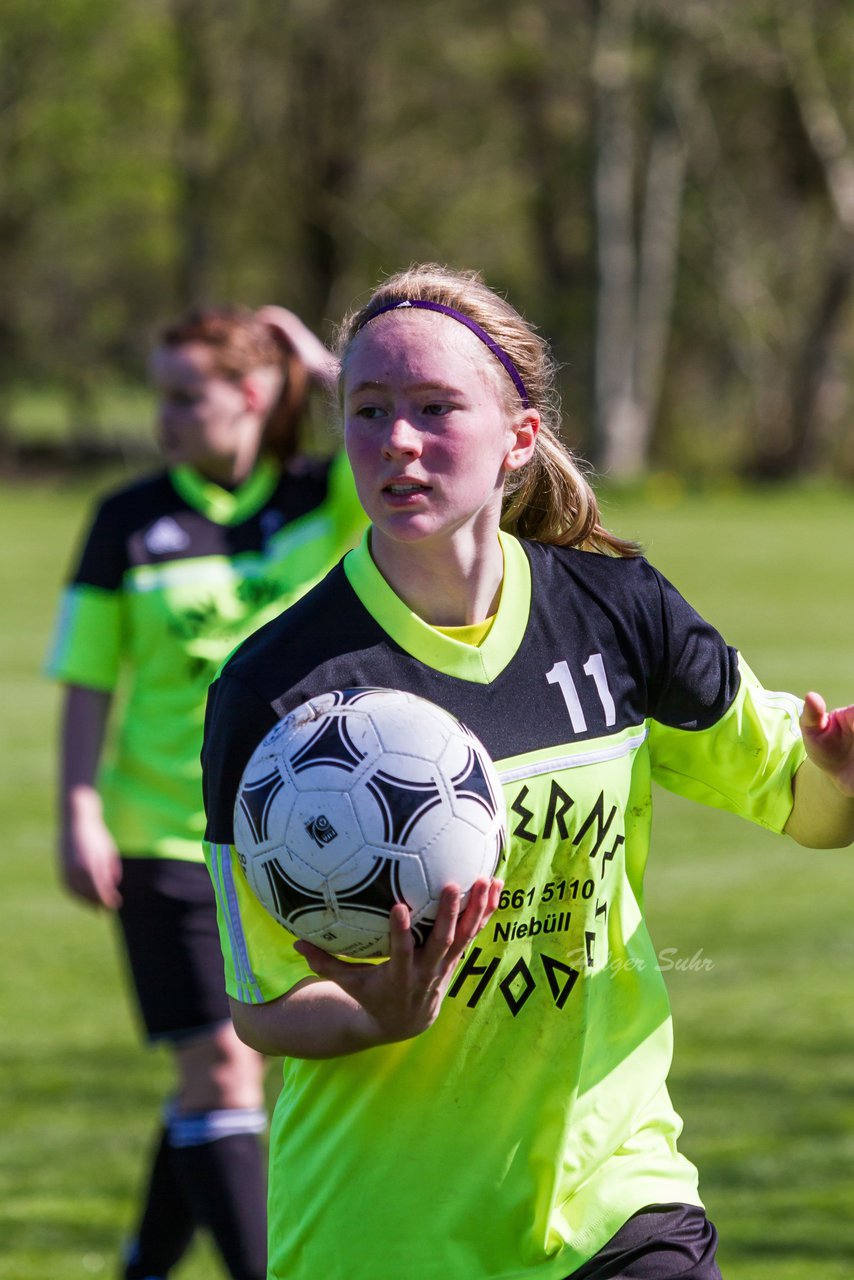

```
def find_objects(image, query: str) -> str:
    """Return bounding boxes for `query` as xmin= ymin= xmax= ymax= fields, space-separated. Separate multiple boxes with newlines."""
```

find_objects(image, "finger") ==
xmin=92 ymin=863 xmax=122 ymax=910
xmin=481 ymin=877 xmax=504 ymax=925
xmin=453 ymin=878 xmax=492 ymax=943
xmin=437 ymin=880 xmax=492 ymax=972
xmin=421 ymin=885 xmax=462 ymax=965
xmin=96 ymin=866 xmax=123 ymax=909
xmin=385 ymin=901 xmax=416 ymax=974
xmin=801 ymin=691 xmax=828 ymax=732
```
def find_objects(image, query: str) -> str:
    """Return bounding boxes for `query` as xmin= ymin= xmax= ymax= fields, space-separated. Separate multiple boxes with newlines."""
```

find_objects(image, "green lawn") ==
xmin=2 ymin=471 xmax=853 ymax=1278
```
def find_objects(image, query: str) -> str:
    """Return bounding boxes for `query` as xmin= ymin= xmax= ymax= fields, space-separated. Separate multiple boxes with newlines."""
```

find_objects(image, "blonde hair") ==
xmin=338 ymin=265 xmax=638 ymax=556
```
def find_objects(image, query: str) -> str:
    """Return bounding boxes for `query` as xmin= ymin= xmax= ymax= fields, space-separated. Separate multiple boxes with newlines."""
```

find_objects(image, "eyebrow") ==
xmin=347 ymin=380 xmax=467 ymax=396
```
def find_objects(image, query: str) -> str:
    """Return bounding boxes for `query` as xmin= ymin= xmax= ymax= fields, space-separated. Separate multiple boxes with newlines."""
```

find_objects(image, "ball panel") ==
xmin=283 ymin=791 xmax=366 ymax=873
xmin=288 ymin=713 xmax=367 ymax=777
xmin=234 ymin=767 xmax=285 ymax=848
xmin=233 ymin=687 xmax=507 ymax=957
xmin=358 ymin=766 xmax=446 ymax=845
xmin=440 ymin=738 xmax=502 ymax=820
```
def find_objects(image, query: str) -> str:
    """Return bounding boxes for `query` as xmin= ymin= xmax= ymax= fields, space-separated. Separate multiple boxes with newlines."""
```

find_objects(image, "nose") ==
xmin=382 ymin=415 xmax=422 ymax=460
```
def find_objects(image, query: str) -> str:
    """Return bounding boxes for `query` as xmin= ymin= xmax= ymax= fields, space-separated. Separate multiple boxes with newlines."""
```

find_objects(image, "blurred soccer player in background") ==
xmin=47 ymin=303 xmax=365 ymax=1280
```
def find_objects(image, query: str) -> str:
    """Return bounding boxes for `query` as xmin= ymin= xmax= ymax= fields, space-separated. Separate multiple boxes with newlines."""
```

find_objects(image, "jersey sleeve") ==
xmin=650 ymin=654 xmax=805 ymax=832
xmin=642 ymin=568 xmax=805 ymax=832
xmin=205 ymin=840 xmax=315 ymax=1003
xmin=44 ymin=499 xmax=128 ymax=691
xmin=202 ymin=671 xmax=315 ymax=1001
xmin=645 ymin=564 xmax=741 ymax=731
xmin=202 ymin=671 xmax=280 ymax=844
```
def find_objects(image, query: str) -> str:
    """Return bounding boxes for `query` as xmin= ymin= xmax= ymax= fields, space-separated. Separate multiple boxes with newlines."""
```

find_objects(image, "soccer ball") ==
xmin=233 ymin=687 xmax=506 ymax=958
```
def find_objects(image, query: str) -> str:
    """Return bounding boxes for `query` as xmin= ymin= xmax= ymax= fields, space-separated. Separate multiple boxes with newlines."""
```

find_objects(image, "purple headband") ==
xmin=358 ymin=299 xmax=531 ymax=409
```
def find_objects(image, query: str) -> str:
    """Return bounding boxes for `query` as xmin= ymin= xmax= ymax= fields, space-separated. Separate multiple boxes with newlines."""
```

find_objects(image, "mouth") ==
xmin=384 ymin=481 xmax=430 ymax=497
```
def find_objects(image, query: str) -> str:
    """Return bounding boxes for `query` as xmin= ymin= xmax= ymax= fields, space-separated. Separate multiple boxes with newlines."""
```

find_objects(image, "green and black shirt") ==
xmin=46 ymin=454 xmax=365 ymax=860
xmin=202 ymin=529 xmax=805 ymax=1280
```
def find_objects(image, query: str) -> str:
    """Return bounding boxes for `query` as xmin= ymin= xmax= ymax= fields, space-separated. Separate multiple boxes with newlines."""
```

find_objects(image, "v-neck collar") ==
xmin=342 ymin=529 xmax=531 ymax=685
xmin=169 ymin=458 xmax=280 ymax=526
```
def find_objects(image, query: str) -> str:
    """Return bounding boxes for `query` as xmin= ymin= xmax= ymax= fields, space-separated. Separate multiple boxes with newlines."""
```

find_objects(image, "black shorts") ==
xmin=116 ymin=857 xmax=231 ymax=1045
xmin=567 ymin=1204 xmax=722 ymax=1279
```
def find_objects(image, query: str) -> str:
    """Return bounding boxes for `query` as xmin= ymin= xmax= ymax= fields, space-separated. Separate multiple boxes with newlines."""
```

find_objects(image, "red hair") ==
xmin=157 ymin=305 xmax=310 ymax=464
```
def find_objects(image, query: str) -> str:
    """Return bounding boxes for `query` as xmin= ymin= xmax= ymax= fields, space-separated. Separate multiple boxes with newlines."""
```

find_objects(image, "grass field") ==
xmin=2 ymin=469 xmax=853 ymax=1279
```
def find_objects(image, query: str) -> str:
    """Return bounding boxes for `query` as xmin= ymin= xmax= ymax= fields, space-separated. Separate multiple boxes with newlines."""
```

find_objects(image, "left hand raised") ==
xmin=799 ymin=692 xmax=854 ymax=797
xmin=255 ymin=305 xmax=339 ymax=385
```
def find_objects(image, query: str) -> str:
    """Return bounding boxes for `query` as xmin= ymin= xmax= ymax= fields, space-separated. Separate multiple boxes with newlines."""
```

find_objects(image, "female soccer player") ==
xmin=47 ymin=304 xmax=365 ymax=1280
xmin=201 ymin=266 xmax=854 ymax=1280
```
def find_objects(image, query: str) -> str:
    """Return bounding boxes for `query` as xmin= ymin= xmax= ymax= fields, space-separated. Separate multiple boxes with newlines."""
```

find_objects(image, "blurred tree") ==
xmin=663 ymin=0 xmax=853 ymax=479
xmin=589 ymin=0 xmax=697 ymax=478
xmin=0 ymin=0 xmax=177 ymax=449
xmin=767 ymin=5 xmax=854 ymax=476
xmin=1 ymin=0 xmax=852 ymax=479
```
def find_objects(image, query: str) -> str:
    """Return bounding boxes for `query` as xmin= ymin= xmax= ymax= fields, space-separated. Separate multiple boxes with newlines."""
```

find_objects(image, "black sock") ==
xmin=170 ymin=1124 xmax=267 ymax=1280
xmin=123 ymin=1126 xmax=195 ymax=1280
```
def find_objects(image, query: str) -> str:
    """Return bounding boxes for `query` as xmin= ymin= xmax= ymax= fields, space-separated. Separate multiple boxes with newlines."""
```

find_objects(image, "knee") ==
xmin=175 ymin=1023 xmax=266 ymax=1111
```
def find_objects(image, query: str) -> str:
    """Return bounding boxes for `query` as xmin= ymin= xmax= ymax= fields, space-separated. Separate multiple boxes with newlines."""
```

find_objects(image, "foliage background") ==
xmin=1 ymin=0 xmax=853 ymax=479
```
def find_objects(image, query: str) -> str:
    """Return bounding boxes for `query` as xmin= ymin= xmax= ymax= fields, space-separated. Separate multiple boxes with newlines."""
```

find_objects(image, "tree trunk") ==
xmin=746 ymin=9 xmax=854 ymax=477
xmin=591 ymin=0 xmax=638 ymax=476
xmin=592 ymin=1 xmax=691 ymax=480
xmin=780 ymin=232 xmax=854 ymax=475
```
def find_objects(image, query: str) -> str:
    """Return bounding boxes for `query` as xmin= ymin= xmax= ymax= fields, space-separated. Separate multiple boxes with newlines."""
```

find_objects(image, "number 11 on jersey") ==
xmin=546 ymin=656 xmax=616 ymax=733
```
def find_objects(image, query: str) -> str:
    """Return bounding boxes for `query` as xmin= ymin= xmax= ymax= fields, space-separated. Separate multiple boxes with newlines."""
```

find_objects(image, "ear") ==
xmin=240 ymin=373 xmax=263 ymax=416
xmin=242 ymin=366 xmax=282 ymax=417
xmin=503 ymin=411 xmax=539 ymax=473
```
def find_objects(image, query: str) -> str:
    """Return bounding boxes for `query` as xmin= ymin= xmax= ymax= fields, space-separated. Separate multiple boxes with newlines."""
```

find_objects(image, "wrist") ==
xmin=64 ymin=784 xmax=104 ymax=822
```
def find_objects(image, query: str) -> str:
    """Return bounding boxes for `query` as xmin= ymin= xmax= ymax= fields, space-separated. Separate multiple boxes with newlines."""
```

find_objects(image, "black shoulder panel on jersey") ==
xmin=70 ymin=472 xmax=176 ymax=589
xmin=203 ymin=672 xmax=282 ymax=845
xmin=645 ymin=562 xmax=741 ymax=729
xmin=201 ymin=542 xmax=742 ymax=843
xmin=522 ymin=542 xmax=740 ymax=732
xmin=69 ymin=459 xmax=338 ymax=586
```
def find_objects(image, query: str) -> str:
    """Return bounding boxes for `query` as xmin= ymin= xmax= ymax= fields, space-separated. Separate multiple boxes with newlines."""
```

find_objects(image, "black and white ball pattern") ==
xmin=233 ymin=687 xmax=506 ymax=957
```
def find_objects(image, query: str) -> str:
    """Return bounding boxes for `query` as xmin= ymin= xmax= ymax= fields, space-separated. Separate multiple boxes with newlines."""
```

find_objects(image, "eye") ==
xmin=352 ymin=403 xmax=385 ymax=420
xmin=167 ymin=390 xmax=201 ymax=408
xmin=422 ymin=402 xmax=452 ymax=417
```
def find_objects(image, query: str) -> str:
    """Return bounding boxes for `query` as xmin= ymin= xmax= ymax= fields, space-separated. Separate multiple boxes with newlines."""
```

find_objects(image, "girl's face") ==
xmin=150 ymin=341 xmax=267 ymax=483
xmin=343 ymin=310 xmax=537 ymax=556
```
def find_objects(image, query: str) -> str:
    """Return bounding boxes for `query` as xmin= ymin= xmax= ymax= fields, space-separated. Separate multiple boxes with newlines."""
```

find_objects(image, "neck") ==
xmin=369 ymin=524 xmax=504 ymax=626
xmin=193 ymin=454 xmax=262 ymax=489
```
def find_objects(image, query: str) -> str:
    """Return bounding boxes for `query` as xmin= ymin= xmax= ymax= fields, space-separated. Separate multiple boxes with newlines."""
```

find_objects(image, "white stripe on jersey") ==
xmin=497 ymin=726 xmax=649 ymax=784
xmin=210 ymin=842 xmax=264 ymax=1005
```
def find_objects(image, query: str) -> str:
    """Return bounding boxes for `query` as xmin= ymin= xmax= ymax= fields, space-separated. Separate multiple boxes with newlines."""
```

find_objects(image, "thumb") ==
xmin=801 ymin=691 xmax=828 ymax=736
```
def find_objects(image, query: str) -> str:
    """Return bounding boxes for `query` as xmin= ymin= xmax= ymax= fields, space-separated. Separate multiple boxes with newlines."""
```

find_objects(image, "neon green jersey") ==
xmin=46 ymin=455 xmax=365 ymax=859
xmin=203 ymin=532 xmax=805 ymax=1279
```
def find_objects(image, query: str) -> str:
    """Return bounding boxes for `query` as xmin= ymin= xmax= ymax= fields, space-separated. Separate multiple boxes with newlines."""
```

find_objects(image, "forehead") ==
xmin=150 ymin=341 xmax=217 ymax=385
xmin=344 ymin=310 xmax=499 ymax=390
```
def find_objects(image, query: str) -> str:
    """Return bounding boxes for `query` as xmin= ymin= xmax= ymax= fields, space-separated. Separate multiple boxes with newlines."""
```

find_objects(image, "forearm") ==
xmin=60 ymin=686 xmax=113 ymax=836
xmin=229 ymin=981 xmax=386 ymax=1060
xmin=58 ymin=685 xmax=122 ymax=906
xmin=61 ymin=685 xmax=111 ymax=795
xmin=784 ymin=758 xmax=854 ymax=849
